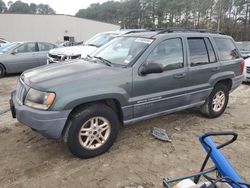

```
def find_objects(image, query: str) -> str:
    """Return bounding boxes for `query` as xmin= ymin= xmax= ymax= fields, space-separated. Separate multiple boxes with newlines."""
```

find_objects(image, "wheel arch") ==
xmin=216 ymin=79 xmax=232 ymax=91
xmin=0 ymin=62 xmax=7 ymax=73
xmin=209 ymin=71 xmax=234 ymax=90
xmin=61 ymin=98 xmax=124 ymax=140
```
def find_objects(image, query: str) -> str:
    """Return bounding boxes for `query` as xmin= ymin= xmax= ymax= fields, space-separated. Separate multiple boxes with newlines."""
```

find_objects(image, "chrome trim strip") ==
xmin=123 ymin=101 xmax=204 ymax=125
xmin=122 ymin=88 xmax=212 ymax=108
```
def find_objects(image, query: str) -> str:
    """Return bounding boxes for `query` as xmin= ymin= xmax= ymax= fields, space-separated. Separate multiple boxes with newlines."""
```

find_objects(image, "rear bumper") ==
xmin=10 ymin=91 xmax=71 ymax=139
xmin=231 ymin=75 xmax=244 ymax=92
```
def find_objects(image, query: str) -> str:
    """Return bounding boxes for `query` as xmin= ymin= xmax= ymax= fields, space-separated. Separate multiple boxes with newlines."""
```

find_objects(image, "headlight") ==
xmin=24 ymin=88 xmax=56 ymax=110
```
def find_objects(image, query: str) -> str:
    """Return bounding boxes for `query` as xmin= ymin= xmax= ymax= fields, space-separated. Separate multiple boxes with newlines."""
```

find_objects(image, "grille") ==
xmin=48 ymin=53 xmax=60 ymax=59
xmin=48 ymin=53 xmax=62 ymax=62
xmin=70 ymin=54 xmax=81 ymax=60
xmin=247 ymin=66 xmax=250 ymax=74
xmin=16 ymin=79 xmax=28 ymax=105
xmin=48 ymin=53 xmax=81 ymax=63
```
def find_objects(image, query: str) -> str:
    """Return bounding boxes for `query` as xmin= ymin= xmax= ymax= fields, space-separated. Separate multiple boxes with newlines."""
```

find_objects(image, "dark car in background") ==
xmin=0 ymin=41 xmax=57 ymax=77
xmin=11 ymin=29 xmax=244 ymax=158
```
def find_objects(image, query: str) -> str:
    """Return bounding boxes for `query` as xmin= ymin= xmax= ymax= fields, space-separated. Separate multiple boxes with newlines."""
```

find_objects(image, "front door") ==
xmin=132 ymin=37 xmax=190 ymax=118
xmin=6 ymin=42 xmax=39 ymax=73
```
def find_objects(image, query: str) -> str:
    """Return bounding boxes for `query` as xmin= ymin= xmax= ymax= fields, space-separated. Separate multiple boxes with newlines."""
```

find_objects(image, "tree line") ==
xmin=0 ymin=0 xmax=55 ymax=14
xmin=76 ymin=0 xmax=250 ymax=41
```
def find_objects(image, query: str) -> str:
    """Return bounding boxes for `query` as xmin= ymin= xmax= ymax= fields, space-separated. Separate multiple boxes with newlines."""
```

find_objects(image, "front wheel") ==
xmin=66 ymin=104 xmax=120 ymax=158
xmin=200 ymin=83 xmax=229 ymax=118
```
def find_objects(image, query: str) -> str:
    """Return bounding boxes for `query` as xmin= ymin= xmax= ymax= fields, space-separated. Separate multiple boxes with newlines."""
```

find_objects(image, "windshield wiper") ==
xmin=94 ymin=56 xmax=112 ymax=66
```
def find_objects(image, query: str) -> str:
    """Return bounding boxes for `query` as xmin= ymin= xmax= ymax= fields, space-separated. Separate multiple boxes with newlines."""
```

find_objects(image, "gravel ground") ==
xmin=0 ymin=75 xmax=249 ymax=188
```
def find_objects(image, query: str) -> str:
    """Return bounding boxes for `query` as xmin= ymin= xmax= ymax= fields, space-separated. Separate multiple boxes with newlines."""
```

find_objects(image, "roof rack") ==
xmin=157 ymin=28 xmax=225 ymax=35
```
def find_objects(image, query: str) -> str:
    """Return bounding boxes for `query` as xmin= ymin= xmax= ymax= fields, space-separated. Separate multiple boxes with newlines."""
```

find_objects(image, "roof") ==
xmin=125 ymin=31 xmax=159 ymax=38
xmin=124 ymin=29 xmax=229 ymax=39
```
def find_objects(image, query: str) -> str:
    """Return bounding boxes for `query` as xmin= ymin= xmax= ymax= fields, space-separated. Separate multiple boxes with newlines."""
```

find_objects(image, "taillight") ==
xmin=240 ymin=60 xmax=245 ymax=74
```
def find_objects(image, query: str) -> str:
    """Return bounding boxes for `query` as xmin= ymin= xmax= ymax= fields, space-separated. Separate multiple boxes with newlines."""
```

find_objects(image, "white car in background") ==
xmin=0 ymin=38 xmax=9 ymax=47
xmin=243 ymin=57 xmax=250 ymax=82
xmin=236 ymin=41 xmax=250 ymax=59
xmin=47 ymin=29 xmax=146 ymax=64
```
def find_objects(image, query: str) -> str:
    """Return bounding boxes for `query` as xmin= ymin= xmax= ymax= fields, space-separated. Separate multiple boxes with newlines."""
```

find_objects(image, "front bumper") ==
xmin=243 ymin=68 xmax=250 ymax=82
xmin=10 ymin=91 xmax=71 ymax=139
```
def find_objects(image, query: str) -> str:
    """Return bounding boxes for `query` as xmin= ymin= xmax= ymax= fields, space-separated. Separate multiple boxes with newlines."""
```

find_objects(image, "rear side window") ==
xmin=188 ymin=38 xmax=209 ymax=66
xmin=38 ymin=43 xmax=56 ymax=51
xmin=214 ymin=38 xmax=240 ymax=61
xmin=205 ymin=38 xmax=216 ymax=63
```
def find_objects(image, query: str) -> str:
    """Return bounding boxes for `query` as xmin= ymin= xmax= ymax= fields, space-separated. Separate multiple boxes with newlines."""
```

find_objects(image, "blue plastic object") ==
xmin=199 ymin=136 xmax=247 ymax=188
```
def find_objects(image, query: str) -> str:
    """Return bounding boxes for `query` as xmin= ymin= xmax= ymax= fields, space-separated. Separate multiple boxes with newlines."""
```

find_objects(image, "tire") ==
xmin=66 ymin=104 xmax=120 ymax=158
xmin=0 ymin=64 xmax=6 ymax=78
xmin=200 ymin=83 xmax=229 ymax=118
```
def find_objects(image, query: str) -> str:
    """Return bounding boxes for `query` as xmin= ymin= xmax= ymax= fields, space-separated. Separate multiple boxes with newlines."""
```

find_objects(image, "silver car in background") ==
xmin=0 ymin=41 xmax=57 ymax=78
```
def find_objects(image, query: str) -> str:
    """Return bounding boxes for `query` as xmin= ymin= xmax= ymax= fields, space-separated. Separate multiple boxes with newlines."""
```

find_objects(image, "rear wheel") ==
xmin=0 ymin=64 xmax=6 ymax=78
xmin=66 ymin=104 xmax=120 ymax=158
xmin=200 ymin=83 xmax=229 ymax=118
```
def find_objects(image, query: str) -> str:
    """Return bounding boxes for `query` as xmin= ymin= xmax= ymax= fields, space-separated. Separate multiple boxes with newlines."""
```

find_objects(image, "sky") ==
xmin=3 ymin=0 xmax=115 ymax=15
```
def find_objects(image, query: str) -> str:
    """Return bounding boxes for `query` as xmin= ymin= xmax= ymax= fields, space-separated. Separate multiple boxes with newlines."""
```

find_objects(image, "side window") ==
xmin=14 ymin=43 xmax=36 ymax=53
xmin=38 ymin=43 xmax=56 ymax=51
xmin=214 ymin=38 xmax=240 ymax=61
xmin=146 ymin=38 xmax=184 ymax=71
xmin=188 ymin=38 xmax=209 ymax=66
xmin=204 ymin=38 xmax=216 ymax=63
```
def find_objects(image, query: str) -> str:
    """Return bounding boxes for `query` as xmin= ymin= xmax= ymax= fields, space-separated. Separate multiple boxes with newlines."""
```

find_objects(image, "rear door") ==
xmin=37 ymin=42 xmax=57 ymax=65
xmin=186 ymin=37 xmax=220 ymax=102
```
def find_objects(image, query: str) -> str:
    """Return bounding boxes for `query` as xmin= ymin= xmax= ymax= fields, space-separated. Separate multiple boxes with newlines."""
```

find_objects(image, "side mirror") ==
xmin=11 ymin=51 xmax=17 ymax=55
xmin=140 ymin=62 xmax=164 ymax=75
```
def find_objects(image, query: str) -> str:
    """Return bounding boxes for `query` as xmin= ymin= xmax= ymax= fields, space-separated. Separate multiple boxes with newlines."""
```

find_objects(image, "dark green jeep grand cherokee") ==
xmin=10 ymin=30 xmax=244 ymax=158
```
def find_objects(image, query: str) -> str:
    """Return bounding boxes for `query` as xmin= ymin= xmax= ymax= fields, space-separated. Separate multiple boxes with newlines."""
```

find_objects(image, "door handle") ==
xmin=212 ymin=67 xmax=220 ymax=72
xmin=174 ymin=73 xmax=186 ymax=79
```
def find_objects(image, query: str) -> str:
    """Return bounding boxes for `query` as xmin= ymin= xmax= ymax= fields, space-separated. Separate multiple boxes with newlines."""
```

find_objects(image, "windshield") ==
xmin=85 ymin=33 xmax=118 ymax=48
xmin=236 ymin=42 xmax=250 ymax=52
xmin=0 ymin=42 xmax=19 ymax=53
xmin=93 ymin=37 xmax=153 ymax=65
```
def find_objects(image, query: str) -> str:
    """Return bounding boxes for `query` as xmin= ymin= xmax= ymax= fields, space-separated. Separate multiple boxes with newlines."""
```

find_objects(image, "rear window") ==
xmin=214 ymin=38 xmax=240 ymax=61
xmin=38 ymin=43 xmax=56 ymax=51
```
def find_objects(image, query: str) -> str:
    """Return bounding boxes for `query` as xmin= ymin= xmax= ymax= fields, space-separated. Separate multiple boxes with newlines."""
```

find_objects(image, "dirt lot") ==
xmin=0 ymin=75 xmax=249 ymax=188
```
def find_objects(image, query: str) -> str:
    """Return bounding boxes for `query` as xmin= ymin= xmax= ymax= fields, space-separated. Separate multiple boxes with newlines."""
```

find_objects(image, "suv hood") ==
xmin=49 ymin=45 xmax=98 ymax=58
xmin=22 ymin=60 xmax=126 ymax=90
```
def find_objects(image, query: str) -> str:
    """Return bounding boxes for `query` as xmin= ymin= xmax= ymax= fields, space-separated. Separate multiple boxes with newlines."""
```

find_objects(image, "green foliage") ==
xmin=75 ymin=0 xmax=250 ymax=41
xmin=0 ymin=0 xmax=7 ymax=13
xmin=36 ymin=4 xmax=55 ymax=14
xmin=3 ymin=0 xmax=55 ymax=14
xmin=8 ymin=1 xmax=30 ymax=13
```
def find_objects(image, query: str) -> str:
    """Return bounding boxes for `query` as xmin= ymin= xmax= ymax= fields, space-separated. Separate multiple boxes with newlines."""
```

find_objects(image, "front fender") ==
xmin=51 ymin=87 xmax=130 ymax=111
